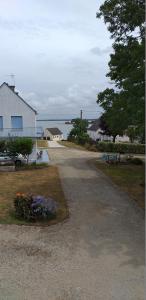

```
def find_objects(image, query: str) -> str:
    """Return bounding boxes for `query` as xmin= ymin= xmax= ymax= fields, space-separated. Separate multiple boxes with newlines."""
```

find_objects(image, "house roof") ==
xmin=46 ymin=128 xmax=63 ymax=135
xmin=0 ymin=82 xmax=37 ymax=114
xmin=88 ymin=119 xmax=100 ymax=131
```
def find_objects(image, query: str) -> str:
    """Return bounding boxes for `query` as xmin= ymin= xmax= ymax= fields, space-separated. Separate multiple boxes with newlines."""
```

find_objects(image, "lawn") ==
xmin=59 ymin=141 xmax=88 ymax=150
xmin=94 ymin=160 xmax=145 ymax=209
xmin=37 ymin=139 xmax=48 ymax=148
xmin=0 ymin=166 xmax=68 ymax=225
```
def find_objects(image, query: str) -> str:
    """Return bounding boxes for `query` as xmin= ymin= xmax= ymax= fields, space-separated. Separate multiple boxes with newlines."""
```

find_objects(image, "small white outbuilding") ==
xmin=44 ymin=128 xmax=63 ymax=141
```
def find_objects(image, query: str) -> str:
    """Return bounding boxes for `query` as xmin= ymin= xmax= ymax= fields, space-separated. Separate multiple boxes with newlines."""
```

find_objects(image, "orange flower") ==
xmin=16 ymin=192 xmax=26 ymax=198
xmin=16 ymin=193 xmax=21 ymax=197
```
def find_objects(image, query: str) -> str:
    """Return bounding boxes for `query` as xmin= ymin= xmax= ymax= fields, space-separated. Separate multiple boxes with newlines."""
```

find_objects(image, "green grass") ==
xmin=94 ymin=160 xmax=145 ymax=209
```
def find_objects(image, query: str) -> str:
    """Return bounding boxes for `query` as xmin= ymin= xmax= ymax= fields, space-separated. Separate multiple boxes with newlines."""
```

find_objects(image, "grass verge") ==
xmin=94 ymin=160 xmax=145 ymax=209
xmin=36 ymin=139 xmax=48 ymax=148
xmin=0 ymin=166 xmax=68 ymax=225
xmin=59 ymin=141 xmax=88 ymax=150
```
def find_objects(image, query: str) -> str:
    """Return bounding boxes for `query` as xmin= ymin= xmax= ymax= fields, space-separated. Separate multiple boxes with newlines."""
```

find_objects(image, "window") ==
xmin=0 ymin=116 xmax=3 ymax=130
xmin=11 ymin=116 xmax=23 ymax=130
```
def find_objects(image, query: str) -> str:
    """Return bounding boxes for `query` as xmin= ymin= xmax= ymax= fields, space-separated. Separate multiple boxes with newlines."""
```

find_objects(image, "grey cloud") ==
xmin=90 ymin=46 xmax=112 ymax=56
xmin=0 ymin=0 xmax=111 ymax=118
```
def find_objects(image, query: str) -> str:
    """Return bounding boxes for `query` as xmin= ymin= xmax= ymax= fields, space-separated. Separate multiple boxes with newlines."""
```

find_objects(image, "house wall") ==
xmin=0 ymin=84 xmax=36 ymax=137
xmin=52 ymin=135 xmax=63 ymax=141
xmin=115 ymin=135 xmax=130 ymax=143
xmin=44 ymin=130 xmax=53 ymax=140
xmin=87 ymin=129 xmax=112 ymax=142
xmin=88 ymin=129 xmax=130 ymax=143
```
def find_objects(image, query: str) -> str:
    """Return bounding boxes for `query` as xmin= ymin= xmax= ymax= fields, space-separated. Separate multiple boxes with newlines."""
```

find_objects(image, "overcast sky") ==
xmin=0 ymin=0 xmax=112 ymax=119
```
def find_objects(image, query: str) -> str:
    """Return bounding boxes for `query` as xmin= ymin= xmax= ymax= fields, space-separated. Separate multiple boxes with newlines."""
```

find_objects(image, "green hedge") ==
xmin=0 ymin=140 xmax=6 ymax=152
xmin=96 ymin=142 xmax=145 ymax=154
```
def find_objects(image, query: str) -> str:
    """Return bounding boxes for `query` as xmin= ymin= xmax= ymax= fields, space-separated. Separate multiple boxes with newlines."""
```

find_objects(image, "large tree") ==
xmin=98 ymin=90 xmax=129 ymax=142
xmin=96 ymin=0 xmax=145 ymax=142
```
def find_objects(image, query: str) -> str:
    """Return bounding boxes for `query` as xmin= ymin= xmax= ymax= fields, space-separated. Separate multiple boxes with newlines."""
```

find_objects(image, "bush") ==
xmin=14 ymin=193 xmax=57 ymax=222
xmin=7 ymin=138 xmax=33 ymax=161
xmin=76 ymin=133 xmax=90 ymax=145
xmin=128 ymin=158 xmax=143 ymax=165
xmin=96 ymin=142 xmax=145 ymax=154
xmin=0 ymin=140 xmax=6 ymax=152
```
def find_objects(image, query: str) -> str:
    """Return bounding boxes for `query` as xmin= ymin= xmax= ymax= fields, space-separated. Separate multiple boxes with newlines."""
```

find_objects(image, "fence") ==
xmin=0 ymin=127 xmax=43 ymax=138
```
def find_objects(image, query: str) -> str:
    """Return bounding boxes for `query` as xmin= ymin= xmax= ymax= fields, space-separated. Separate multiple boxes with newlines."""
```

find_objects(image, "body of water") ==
xmin=36 ymin=120 xmax=73 ymax=140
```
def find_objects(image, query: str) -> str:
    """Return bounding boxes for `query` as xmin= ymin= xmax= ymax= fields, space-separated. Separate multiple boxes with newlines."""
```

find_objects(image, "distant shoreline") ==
xmin=37 ymin=119 xmax=96 ymax=122
xmin=37 ymin=119 xmax=71 ymax=122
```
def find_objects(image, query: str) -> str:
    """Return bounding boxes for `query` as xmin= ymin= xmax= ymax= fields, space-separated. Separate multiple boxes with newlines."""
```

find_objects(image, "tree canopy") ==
xmin=96 ymin=0 xmax=145 ymax=142
xmin=68 ymin=118 xmax=89 ymax=145
xmin=97 ymin=0 xmax=145 ymax=42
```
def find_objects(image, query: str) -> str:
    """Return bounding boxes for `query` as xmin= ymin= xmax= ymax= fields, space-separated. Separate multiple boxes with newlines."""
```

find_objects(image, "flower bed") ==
xmin=14 ymin=193 xmax=58 ymax=222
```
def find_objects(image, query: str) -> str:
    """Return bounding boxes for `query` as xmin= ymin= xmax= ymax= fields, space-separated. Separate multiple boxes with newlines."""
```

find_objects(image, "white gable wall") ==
xmin=88 ymin=128 xmax=130 ymax=143
xmin=44 ymin=129 xmax=63 ymax=141
xmin=87 ymin=129 xmax=112 ymax=142
xmin=0 ymin=84 xmax=36 ymax=137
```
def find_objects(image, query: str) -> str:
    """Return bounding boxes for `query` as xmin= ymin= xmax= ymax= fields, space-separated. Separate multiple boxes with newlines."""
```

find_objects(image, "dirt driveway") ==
xmin=0 ymin=148 xmax=144 ymax=300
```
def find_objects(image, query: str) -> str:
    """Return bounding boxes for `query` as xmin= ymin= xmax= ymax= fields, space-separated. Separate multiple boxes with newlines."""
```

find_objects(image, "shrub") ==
xmin=0 ymin=140 xmax=6 ymax=152
xmin=96 ymin=142 xmax=145 ymax=154
xmin=128 ymin=158 xmax=143 ymax=165
xmin=14 ymin=193 xmax=57 ymax=222
xmin=7 ymin=138 xmax=33 ymax=162
xmin=77 ymin=134 xmax=89 ymax=145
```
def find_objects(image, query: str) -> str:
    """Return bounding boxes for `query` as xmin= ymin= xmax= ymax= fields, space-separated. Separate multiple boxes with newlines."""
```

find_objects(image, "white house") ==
xmin=44 ymin=128 xmax=63 ymax=141
xmin=0 ymin=82 xmax=42 ymax=138
xmin=88 ymin=120 xmax=112 ymax=142
xmin=87 ymin=119 xmax=130 ymax=143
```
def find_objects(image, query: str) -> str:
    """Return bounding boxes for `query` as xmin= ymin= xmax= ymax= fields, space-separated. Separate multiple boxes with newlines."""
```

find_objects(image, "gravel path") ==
xmin=0 ymin=148 xmax=144 ymax=300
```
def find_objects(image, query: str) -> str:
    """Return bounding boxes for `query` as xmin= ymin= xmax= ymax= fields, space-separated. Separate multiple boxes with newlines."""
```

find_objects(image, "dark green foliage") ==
xmin=7 ymin=138 xmax=33 ymax=160
xmin=96 ymin=0 xmax=145 ymax=141
xmin=128 ymin=157 xmax=143 ymax=165
xmin=96 ymin=142 xmax=145 ymax=154
xmin=14 ymin=194 xmax=33 ymax=221
xmin=126 ymin=126 xmax=138 ymax=143
xmin=98 ymin=91 xmax=129 ymax=141
xmin=0 ymin=140 xmax=6 ymax=152
xmin=97 ymin=0 xmax=145 ymax=42
xmin=76 ymin=133 xmax=90 ymax=145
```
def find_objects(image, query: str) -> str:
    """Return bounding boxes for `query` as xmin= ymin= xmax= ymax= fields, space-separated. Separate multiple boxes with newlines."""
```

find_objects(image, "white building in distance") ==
xmin=44 ymin=128 xmax=63 ymax=141
xmin=87 ymin=119 xmax=130 ymax=143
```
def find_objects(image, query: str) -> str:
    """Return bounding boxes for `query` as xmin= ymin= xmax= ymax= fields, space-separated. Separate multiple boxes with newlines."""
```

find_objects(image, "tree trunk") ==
xmin=113 ymin=135 xmax=116 ymax=143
